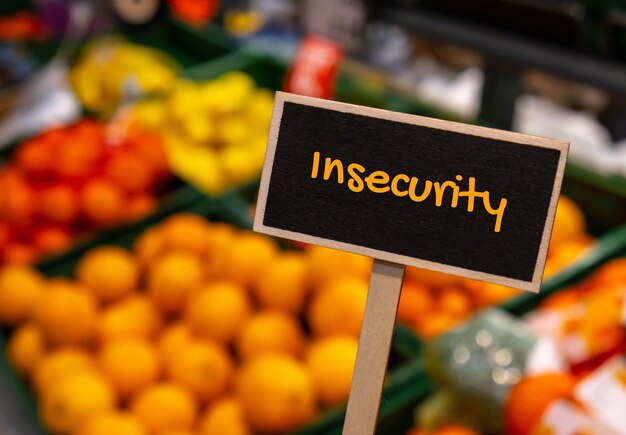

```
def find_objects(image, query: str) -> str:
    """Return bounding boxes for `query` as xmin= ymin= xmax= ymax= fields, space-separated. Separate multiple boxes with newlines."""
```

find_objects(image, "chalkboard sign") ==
xmin=254 ymin=92 xmax=568 ymax=292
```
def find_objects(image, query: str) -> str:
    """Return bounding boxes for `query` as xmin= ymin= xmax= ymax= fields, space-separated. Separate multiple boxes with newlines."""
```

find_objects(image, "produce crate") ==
xmin=0 ymin=194 xmax=432 ymax=435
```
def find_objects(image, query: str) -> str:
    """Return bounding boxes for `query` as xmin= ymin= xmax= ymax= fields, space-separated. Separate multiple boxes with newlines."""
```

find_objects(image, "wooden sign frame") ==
xmin=254 ymin=92 xmax=569 ymax=293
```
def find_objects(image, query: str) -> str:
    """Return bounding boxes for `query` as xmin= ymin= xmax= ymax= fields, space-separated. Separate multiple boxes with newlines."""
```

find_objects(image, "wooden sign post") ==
xmin=254 ymin=92 xmax=569 ymax=434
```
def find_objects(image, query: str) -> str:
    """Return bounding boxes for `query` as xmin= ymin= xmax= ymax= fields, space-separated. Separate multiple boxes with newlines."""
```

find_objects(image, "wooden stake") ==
xmin=342 ymin=259 xmax=405 ymax=435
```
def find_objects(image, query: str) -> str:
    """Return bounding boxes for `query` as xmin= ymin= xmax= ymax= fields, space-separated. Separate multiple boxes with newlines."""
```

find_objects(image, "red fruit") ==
xmin=105 ymin=152 xmax=154 ymax=193
xmin=131 ymin=133 xmax=169 ymax=177
xmin=0 ymin=171 xmax=35 ymax=223
xmin=72 ymin=119 xmax=103 ymax=139
xmin=0 ymin=222 xmax=10 ymax=247
xmin=38 ymin=184 xmax=78 ymax=224
xmin=55 ymin=141 xmax=103 ymax=180
xmin=15 ymin=138 xmax=55 ymax=178
xmin=33 ymin=226 xmax=72 ymax=255
xmin=80 ymin=178 xmax=125 ymax=226
xmin=126 ymin=194 xmax=156 ymax=221
xmin=4 ymin=243 xmax=38 ymax=264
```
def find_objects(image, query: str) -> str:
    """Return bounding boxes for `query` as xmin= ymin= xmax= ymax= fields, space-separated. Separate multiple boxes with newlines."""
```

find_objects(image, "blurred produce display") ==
xmin=397 ymin=195 xmax=594 ymax=339
xmin=404 ymin=256 xmax=626 ymax=434
xmin=0 ymin=213 xmax=379 ymax=434
xmin=0 ymin=119 xmax=171 ymax=264
xmin=130 ymin=71 xmax=273 ymax=194
xmin=70 ymin=38 xmax=178 ymax=116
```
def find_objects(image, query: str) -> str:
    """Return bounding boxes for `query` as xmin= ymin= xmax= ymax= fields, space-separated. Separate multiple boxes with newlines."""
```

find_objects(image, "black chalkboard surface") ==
xmin=254 ymin=92 xmax=568 ymax=292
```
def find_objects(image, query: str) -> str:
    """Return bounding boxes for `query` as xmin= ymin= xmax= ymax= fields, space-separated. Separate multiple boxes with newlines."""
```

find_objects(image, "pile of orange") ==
xmin=396 ymin=195 xmax=593 ymax=339
xmin=0 ymin=213 xmax=374 ymax=434
xmin=0 ymin=119 xmax=171 ymax=264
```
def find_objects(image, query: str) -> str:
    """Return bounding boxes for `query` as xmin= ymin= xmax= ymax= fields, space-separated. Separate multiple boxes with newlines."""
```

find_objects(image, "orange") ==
xmin=549 ymin=196 xmax=585 ymax=247
xmin=222 ymin=233 xmax=278 ymax=289
xmin=307 ymin=276 xmax=368 ymax=337
xmin=41 ymin=371 xmax=115 ymax=434
xmin=38 ymin=184 xmax=78 ymax=224
xmin=0 ymin=264 xmax=44 ymax=325
xmin=157 ymin=323 xmax=194 ymax=365
xmin=148 ymin=251 xmax=204 ymax=313
xmin=165 ymin=340 xmax=233 ymax=403
xmin=541 ymin=289 xmax=581 ymax=310
xmin=3 ymin=243 xmax=38 ymax=264
xmin=55 ymin=137 xmax=102 ymax=179
xmin=306 ymin=335 xmax=358 ymax=406
xmin=436 ymin=286 xmax=473 ymax=317
xmin=99 ymin=338 xmax=161 ymax=398
xmin=33 ymin=348 xmax=94 ymax=396
xmin=204 ymin=223 xmax=237 ymax=279
xmin=132 ymin=132 xmax=169 ymax=176
xmin=592 ymin=258 xmax=626 ymax=286
xmin=7 ymin=323 xmax=45 ymax=375
xmin=106 ymin=151 xmax=154 ymax=193
xmin=545 ymin=238 xmax=592 ymax=276
xmin=185 ymin=281 xmax=251 ymax=344
xmin=306 ymin=246 xmax=372 ymax=288
xmin=199 ymin=397 xmax=251 ymax=435
xmin=397 ymin=281 xmax=433 ymax=326
xmin=133 ymin=225 xmax=165 ymax=266
xmin=405 ymin=267 xmax=460 ymax=287
xmin=33 ymin=226 xmax=72 ymax=255
xmin=15 ymin=138 xmax=55 ymax=176
xmin=126 ymin=194 xmax=156 ymax=221
xmin=466 ymin=282 xmax=519 ymax=308
xmin=504 ymin=373 xmax=575 ymax=435
xmin=237 ymin=354 xmax=315 ymax=433
xmin=255 ymin=253 xmax=309 ymax=315
xmin=236 ymin=311 xmax=306 ymax=360
xmin=81 ymin=178 xmax=125 ymax=226
xmin=76 ymin=411 xmax=147 ymax=435
xmin=33 ymin=282 xmax=97 ymax=346
xmin=97 ymin=295 xmax=162 ymax=342
xmin=415 ymin=312 xmax=464 ymax=339
xmin=1 ymin=171 xmax=35 ymax=223
xmin=131 ymin=383 xmax=198 ymax=432
xmin=161 ymin=213 xmax=211 ymax=257
xmin=77 ymin=246 xmax=140 ymax=303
